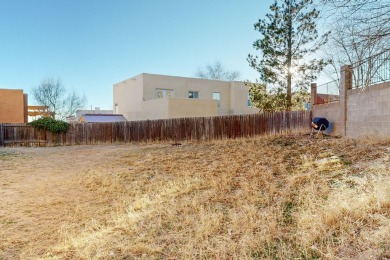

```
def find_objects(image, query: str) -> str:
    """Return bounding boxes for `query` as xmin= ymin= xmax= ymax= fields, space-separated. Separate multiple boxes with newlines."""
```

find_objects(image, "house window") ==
xmin=156 ymin=89 xmax=174 ymax=98
xmin=188 ymin=91 xmax=199 ymax=99
xmin=212 ymin=92 xmax=221 ymax=107
xmin=115 ymin=103 xmax=119 ymax=114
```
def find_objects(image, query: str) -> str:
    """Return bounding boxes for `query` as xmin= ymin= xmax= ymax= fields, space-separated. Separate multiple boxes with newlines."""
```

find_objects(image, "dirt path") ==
xmin=0 ymin=144 xmax=139 ymax=259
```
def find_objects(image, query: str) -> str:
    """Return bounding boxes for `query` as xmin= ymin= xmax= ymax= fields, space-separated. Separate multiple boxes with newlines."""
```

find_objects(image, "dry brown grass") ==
xmin=1 ymin=134 xmax=390 ymax=259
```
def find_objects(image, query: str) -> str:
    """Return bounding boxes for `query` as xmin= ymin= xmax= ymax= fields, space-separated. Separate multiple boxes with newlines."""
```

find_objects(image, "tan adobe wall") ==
xmin=346 ymin=82 xmax=390 ymax=138
xmin=114 ymin=73 xmax=258 ymax=121
xmin=140 ymin=98 xmax=170 ymax=120
xmin=113 ymin=74 xmax=144 ymax=121
xmin=0 ymin=89 xmax=27 ymax=123
xmin=142 ymin=73 xmax=233 ymax=116
xmin=168 ymin=98 xmax=218 ymax=119
xmin=230 ymin=81 xmax=260 ymax=115
xmin=141 ymin=97 xmax=218 ymax=120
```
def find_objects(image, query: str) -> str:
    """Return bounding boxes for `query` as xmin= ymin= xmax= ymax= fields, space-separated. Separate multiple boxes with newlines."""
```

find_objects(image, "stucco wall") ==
xmin=230 ymin=81 xmax=259 ymax=115
xmin=346 ymin=82 xmax=390 ymax=137
xmin=312 ymin=101 xmax=342 ymax=135
xmin=142 ymin=73 xmax=233 ymax=116
xmin=140 ymin=97 xmax=218 ymax=120
xmin=114 ymin=73 xmax=257 ymax=121
xmin=0 ymin=89 xmax=27 ymax=123
xmin=140 ymin=98 xmax=170 ymax=120
xmin=113 ymin=74 xmax=144 ymax=121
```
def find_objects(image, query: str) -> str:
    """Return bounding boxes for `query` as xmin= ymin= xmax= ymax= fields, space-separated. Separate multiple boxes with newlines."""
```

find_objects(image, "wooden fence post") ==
xmin=82 ymin=123 xmax=87 ymax=144
xmin=0 ymin=124 xmax=4 ymax=147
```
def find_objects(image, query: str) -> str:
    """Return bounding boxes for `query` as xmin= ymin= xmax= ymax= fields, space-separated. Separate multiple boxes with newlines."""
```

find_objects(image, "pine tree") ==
xmin=248 ymin=0 xmax=329 ymax=111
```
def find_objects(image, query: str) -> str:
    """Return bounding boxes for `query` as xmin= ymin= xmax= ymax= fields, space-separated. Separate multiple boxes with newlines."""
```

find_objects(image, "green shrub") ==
xmin=30 ymin=117 xmax=69 ymax=133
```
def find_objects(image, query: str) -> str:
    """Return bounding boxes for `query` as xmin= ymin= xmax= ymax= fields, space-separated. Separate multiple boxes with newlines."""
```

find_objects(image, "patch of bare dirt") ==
xmin=0 ymin=144 xmax=145 ymax=259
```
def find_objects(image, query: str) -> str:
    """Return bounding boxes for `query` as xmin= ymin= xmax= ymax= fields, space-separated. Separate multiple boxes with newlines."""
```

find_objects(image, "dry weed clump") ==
xmin=1 ymin=135 xmax=390 ymax=259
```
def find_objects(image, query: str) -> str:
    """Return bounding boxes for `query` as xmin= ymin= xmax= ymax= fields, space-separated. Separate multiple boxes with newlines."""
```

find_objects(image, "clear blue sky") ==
xmin=0 ymin=0 xmax=274 ymax=109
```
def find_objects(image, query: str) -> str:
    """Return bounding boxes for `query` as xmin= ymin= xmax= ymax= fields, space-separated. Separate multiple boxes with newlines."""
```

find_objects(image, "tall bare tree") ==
xmin=195 ymin=61 xmax=240 ymax=81
xmin=320 ymin=0 xmax=390 ymax=88
xmin=32 ymin=78 xmax=87 ymax=119
xmin=323 ymin=20 xmax=389 ymax=86
xmin=322 ymin=0 xmax=390 ymax=39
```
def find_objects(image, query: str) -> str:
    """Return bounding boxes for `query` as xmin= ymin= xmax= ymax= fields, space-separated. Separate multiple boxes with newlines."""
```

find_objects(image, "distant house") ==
xmin=28 ymin=106 xmax=54 ymax=122
xmin=65 ymin=108 xmax=114 ymax=123
xmin=79 ymin=114 xmax=127 ymax=123
xmin=113 ymin=73 xmax=259 ymax=121
xmin=0 ymin=89 xmax=28 ymax=123
xmin=75 ymin=107 xmax=113 ymax=121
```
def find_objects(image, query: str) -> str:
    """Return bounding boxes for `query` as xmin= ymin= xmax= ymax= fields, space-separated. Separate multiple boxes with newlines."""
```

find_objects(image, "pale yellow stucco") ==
xmin=113 ymin=73 xmax=258 ymax=121
xmin=140 ymin=97 xmax=218 ymax=120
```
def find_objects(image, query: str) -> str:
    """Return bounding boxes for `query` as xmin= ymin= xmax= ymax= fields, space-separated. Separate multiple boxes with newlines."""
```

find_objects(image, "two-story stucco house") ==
xmin=113 ymin=73 xmax=259 ymax=121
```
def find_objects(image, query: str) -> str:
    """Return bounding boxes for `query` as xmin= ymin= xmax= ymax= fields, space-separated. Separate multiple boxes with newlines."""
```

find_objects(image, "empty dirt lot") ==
xmin=1 ymin=135 xmax=390 ymax=259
